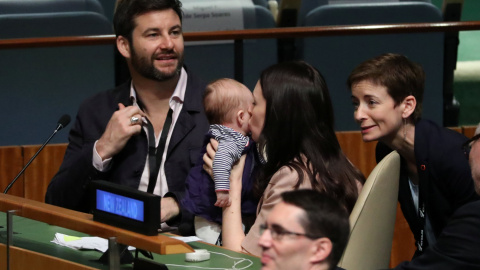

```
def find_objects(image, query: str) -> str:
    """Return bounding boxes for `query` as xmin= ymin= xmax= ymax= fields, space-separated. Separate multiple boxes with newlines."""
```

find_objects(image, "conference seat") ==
xmin=0 ymin=10 xmax=114 ymax=146
xmin=297 ymin=0 xmax=431 ymax=26
xmin=252 ymin=0 xmax=269 ymax=8
xmin=299 ymin=2 xmax=444 ymax=131
xmin=0 ymin=0 xmax=105 ymax=16
xmin=0 ymin=12 xmax=112 ymax=38
xmin=97 ymin=0 xmax=115 ymax=22
xmin=338 ymin=151 xmax=401 ymax=270
xmin=183 ymin=5 xmax=277 ymax=90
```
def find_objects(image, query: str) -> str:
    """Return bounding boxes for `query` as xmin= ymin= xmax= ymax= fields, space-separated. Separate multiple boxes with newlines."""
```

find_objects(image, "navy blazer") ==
xmin=45 ymin=70 xmax=209 ymax=233
xmin=391 ymin=200 xmax=480 ymax=270
xmin=376 ymin=119 xmax=479 ymax=255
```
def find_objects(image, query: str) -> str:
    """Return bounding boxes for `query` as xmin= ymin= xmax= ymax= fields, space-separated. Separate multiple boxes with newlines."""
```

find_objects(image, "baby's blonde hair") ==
xmin=203 ymin=78 xmax=250 ymax=125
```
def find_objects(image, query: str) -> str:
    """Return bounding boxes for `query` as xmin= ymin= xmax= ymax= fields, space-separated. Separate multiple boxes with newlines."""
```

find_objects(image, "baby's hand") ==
xmin=214 ymin=191 xmax=231 ymax=207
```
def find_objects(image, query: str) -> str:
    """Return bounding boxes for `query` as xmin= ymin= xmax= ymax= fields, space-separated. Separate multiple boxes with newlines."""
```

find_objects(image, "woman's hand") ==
xmin=202 ymin=138 xmax=218 ymax=178
xmin=203 ymin=138 xmax=248 ymax=252
xmin=221 ymin=154 xmax=247 ymax=252
xmin=229 ymin=154 xmax=246 ymax=194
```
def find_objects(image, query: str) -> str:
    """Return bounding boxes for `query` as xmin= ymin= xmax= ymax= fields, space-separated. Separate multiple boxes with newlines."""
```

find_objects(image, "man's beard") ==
xmin=130 ymin=46 xmax=183 ymax=82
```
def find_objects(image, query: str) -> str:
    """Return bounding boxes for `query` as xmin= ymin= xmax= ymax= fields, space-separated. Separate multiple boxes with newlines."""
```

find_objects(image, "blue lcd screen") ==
xmin=96 ymin=189 xmax=144 ymax=222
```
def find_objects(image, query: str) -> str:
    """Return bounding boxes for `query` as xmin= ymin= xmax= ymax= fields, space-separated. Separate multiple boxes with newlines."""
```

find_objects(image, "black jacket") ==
xmin=45 ymin=71 xmax=209 ymax=234
xmin=376 ymin=119 xmax=479 ymax=256
xmin=392 ymin=200 xmax=480 ymax=269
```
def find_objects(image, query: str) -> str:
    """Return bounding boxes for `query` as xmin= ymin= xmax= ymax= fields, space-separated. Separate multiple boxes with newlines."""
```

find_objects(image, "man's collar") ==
xmin=129 ymin=67 xmax=187 ymax=109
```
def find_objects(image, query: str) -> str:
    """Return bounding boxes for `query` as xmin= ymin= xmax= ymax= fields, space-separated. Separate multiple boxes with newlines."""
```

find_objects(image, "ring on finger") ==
xmin=130 ymin=116 xmax=139 ymax=125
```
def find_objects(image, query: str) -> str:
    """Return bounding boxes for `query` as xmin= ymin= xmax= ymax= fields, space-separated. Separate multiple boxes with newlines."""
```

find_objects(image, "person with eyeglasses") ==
xmin=258 ymin=189 xmax=349 ymax=270
xmin=467 ymin=127 xmax=480 ymax=194
xmin=387 ymin=123 xmax=480 ymax=269
xmin=349 ymin=53 xmax=479 ymax=257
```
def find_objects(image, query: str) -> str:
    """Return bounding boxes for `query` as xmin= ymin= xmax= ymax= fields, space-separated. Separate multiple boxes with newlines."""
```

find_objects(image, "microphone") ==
xmin=3 ymin=114 xmax=71 ymax=194
xmin=56 ymin=114 xmax=71 ymax=132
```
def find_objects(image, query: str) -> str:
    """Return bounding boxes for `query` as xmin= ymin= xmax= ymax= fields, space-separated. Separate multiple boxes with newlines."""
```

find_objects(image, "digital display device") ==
xmin=90 ymin=180 xmax=161 ymax=236
xmin=96 ymin=189 xmax=145 ymax=222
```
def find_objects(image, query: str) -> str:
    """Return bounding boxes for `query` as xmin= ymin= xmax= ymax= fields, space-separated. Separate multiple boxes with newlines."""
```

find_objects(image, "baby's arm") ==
xmin=212 ymin=140 xmax=239 ymax=191
xmin=211 ymin=131 xmax=246 ymax=208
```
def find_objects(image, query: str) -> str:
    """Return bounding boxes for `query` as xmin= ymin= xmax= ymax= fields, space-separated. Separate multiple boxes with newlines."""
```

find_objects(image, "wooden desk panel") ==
xmin=0 ymin=245 xmax=98 ymax=270
xmin=463 ymin=125 xmax=478 ymax=138
xmin=389 ymin=204 xmax=415 ymax=267
xmin=336 ymin=131 xmax=377 ymax=177
xmin=0 ymin=146 xmax=24 ymax=197
xmin=23 ymin=143 xmax=67 ymax=202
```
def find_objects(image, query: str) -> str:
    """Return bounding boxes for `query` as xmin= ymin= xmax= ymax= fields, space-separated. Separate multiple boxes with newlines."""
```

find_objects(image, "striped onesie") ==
xmin=210 ymin=124 xmax=250 ymax=191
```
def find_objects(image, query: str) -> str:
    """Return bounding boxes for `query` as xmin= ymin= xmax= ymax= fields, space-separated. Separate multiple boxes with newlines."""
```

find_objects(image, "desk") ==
xmin=0 ymin=213 xmax=261 ymax=270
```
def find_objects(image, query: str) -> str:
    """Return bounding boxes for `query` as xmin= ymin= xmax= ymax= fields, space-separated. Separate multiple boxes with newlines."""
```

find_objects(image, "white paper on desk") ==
xmin=52 ymin=233 xmax=135 ymax=253
xmin=170 ymin=236 xmax=202 ymax=243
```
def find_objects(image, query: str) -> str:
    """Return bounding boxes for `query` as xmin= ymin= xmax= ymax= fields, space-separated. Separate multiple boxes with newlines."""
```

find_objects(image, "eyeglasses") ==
xmin=463 ymin=133 xmax=480 ymax=160
xmin=259 ymin=223 xmax=319 ymax=241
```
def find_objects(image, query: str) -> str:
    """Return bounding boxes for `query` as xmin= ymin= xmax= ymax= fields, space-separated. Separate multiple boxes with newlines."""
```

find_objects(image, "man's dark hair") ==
xmin=113 ymin=0 xmax=183 ymax=41
xmin=281 ymin=189 xmax=350 ymax=270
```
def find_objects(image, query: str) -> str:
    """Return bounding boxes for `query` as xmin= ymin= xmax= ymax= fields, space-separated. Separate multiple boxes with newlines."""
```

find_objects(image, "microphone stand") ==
xmin=3 ymin=124 xmax=64 ymax=194
xmin=1 ymin=115 xmax=69 ymax=230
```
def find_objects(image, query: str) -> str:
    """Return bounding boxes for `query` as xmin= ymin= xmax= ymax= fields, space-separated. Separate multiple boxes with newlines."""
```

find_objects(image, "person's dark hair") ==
xmin=113 ymin=0 xmax=183 ymax=41
xmin=281 ymin=189 xmax=350 ymax=270
xmin=347 ymin=53 xmax=425 ymax=122
xmin=254 ymin=61 xmax=365 ymax=213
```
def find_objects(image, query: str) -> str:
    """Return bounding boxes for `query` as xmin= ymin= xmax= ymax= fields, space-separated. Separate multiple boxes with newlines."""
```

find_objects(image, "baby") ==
xmin=182 ymin=78 xmax=258 ymax=244
xmin=205 ymin=78 xmax=254 ymax=207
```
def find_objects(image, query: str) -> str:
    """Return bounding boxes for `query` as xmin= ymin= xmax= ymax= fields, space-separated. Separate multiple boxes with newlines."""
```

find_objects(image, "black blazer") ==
xmin=45 ymin=70 xmax=209 ymax=233
xmin=376 ymin=119 xmax=479 ymax=255
xmin=391 ymin=200 xmax=480 ymax=270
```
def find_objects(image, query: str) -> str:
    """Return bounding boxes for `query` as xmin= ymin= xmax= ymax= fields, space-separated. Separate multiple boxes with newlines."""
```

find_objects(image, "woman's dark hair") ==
xmin=113 ymin=0 xmax=183 ymax=41
xmin=347 ymin=53 xmax=425 ymax=122
xmin=254 ymin=61 xmax=365 ymax=213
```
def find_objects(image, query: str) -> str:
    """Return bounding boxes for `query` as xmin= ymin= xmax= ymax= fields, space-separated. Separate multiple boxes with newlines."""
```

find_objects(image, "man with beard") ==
xmin=45 ymin=0 xmax=209 ymax=234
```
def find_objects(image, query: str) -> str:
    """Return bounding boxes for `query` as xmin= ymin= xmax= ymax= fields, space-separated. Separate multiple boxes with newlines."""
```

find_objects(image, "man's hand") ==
xmin=161 ymin=197 xmax=180 ymax=223
xmin=96 ymin=103 xmax=144 ymax=160
xmin=214 ymin=191 xmax=231 ymax=207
